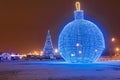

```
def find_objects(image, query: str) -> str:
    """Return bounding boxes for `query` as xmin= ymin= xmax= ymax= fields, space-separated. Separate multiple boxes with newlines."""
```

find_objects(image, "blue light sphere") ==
xmin=58 ymin=10 xmax=105 ymax=63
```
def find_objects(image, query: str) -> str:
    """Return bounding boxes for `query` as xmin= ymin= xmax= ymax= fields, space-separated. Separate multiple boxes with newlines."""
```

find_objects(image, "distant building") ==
xmin=1 ymin=52 xmax=11 ymax=60
xmin=10 ymin=53 xmax=20 ymax=60
xmin=0 ymin=52 xmax=20 ymax=61
xmin=0 ymin=55 xmax=1 ymax=61
xmin=43 ymin=30 xmax=55 ymax=59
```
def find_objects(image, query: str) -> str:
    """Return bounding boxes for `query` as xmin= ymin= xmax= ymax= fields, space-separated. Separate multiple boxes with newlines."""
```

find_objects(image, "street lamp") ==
xmin=115 ymin=47 xmax=120 ymax=56
xmin=115 ymin=47 xmax=119 ymax=52
xmin=111 ymin=37 xmax=115 ymax=42
xmin=110 ymin=37 xmax=116 ymax=57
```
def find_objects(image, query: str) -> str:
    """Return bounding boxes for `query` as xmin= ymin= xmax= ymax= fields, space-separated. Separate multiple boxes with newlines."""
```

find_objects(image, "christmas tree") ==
xmin=43 ymin=30 xmax=55 ymax=59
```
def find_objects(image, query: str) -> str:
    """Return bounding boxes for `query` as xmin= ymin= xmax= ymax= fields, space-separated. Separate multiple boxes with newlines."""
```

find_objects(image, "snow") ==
xmin=0 ymin=61 xmax=120 ymax=80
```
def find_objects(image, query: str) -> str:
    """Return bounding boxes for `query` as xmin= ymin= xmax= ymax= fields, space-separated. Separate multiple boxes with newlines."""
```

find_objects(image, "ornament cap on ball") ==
xmin=58 ymin=1 xmax=105 ymax=63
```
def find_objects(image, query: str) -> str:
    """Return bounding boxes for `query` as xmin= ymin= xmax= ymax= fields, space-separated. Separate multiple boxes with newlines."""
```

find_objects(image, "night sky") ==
xmin=0 ymin=0 xmax=120 ymax=54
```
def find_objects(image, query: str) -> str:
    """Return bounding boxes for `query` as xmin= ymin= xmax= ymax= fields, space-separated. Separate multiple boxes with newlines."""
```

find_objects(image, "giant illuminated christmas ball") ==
xmin=58 ymin=2 xmax=105 ymax=63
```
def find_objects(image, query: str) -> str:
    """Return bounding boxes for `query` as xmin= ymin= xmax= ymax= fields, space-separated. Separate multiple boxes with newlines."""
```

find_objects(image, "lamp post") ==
xmin=111 ymin=37 xmax=115 ymax=42
xmin=110 ymin=37 xmax=116 ymax=59
xmin=115 ymin=47 xmax=119 ymax=56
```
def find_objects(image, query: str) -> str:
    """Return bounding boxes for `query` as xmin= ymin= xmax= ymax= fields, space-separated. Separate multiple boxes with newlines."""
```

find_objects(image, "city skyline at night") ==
xmin=0 ymin=0 xmax=120 ymax=54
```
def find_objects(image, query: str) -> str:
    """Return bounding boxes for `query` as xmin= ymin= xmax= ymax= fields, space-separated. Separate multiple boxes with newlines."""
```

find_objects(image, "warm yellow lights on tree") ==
xmin=75 ymin=1 xmax=80 ymax=11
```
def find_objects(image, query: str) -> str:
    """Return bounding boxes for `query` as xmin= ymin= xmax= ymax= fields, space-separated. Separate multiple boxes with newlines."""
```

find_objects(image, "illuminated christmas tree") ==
xmin=58 ymin=2 xmax=105 ymax=63
xmin=43 ymin=30 xmax=55 ymax=59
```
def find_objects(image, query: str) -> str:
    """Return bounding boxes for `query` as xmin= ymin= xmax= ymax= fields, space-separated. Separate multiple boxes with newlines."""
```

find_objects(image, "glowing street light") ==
xmin=115 ymin=47 xmax=119 ymax=52
xmin=115 ymin=47 xmax=120 ymax=56
xmin=111 ymin=37 xmax=115 ymax=42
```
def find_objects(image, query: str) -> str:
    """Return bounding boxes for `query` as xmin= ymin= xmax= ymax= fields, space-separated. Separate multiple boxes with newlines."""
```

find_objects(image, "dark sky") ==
xmin=0 ymin=0 xmax=120 ymax=54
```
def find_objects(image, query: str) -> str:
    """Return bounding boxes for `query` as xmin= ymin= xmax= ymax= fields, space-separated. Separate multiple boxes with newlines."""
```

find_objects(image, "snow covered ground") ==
xmin=0 ymin=61 xmax=120 ymax=80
